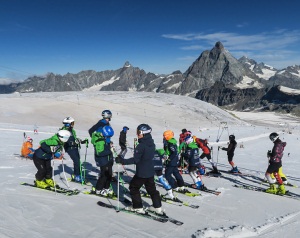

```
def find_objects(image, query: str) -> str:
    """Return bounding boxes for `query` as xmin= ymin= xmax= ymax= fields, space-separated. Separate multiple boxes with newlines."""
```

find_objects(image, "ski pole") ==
xmin=61 ymin=157 xmax=70 ymax=188
xmin=52 ymin=158 xmax=57 ymax=195
xmin=117 ymin=162 xmax=120 ymax=212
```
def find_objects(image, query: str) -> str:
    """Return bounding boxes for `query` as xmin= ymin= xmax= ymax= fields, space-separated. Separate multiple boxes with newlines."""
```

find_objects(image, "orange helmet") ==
xmin=163 ymin=130 xmax=174 ymax=141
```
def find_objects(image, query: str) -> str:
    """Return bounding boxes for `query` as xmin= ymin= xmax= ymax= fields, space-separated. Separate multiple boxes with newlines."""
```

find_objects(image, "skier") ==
xmin=163 ymin=130 xmax=186 ymax=192
xmin=265 ymin=132 xmax=287 ymax=195
xmin=182 ymin=135 xmax=207 ymax=190
xmin=21 ymin=136 xmax=35 ymax=158
xmin=270 ymin=167 xmax=289 ymax=185
xmin=195 ymin=137 xmax=219 ymax=174
xmin=115 ymin=124 xmax=163 ymax=215
xmin=88 ymin=110 xmax=112 ymax=136
xmin=91 ymin=125 xmax=115 ymax=196
xmin=32 ymin=130 xmax=71 ymax=188
xmin=119 ymin=126 xmax=129 ymax=157
xmin=60 ymin=117 xmax=88 ymax=183
xmin=179 ymin=128 xmax=188 ymax=144
xmin=33 ymin=124 xmax=38 ymax=134
xmin=153 ymin=148 xmax=177 ymax=200
xmin=220 ymin=134 xmax=238 ymax=172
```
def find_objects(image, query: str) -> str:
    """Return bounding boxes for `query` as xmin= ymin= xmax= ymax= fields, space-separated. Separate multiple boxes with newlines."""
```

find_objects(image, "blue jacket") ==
xmin=88 ymin=119 xmax=109 ymax=137
xmin=183 ymin=142 xmax=201 ymax=167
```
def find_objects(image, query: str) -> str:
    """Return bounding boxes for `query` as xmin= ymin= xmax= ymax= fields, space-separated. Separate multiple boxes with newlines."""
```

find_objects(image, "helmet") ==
xmin=102 ymin=110 xmax=112 ymax=120
xmin=163 ymin=130 xmax=174 ymax=141
xmin=181 ymin=128 xmax=187 ymax=134
xmin=123 ymin=126 xmax=129 ymax=132
xmin=269 ymin=132 xmax=279 ymax=142
xmin=137 ymin=124 xmax=152 ymax=135
xmin=101 ymin=125 xmax=114 ymax=137
xmin=229 ymin=135 xmax=235 ymax=140
xmin=26 ymin=136 xmax=33 ymax=142
xmin=185 ymin=135 xmax=193 ymax=144
xmin=63 ymin=117 xmax=75 ymax=127
xmin=57 ymin=130 xmax=71 ymax=142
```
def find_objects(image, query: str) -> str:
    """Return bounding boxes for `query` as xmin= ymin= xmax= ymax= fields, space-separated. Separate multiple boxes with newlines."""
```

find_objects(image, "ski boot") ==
xmin=198 ymin=165 xmax=206 ymax=175
xmin=212 ymin=165 xmax=220 ymax=174
xmin=277 ymin=184 xmax=286 ymax=195
xmin=265 ymin=184 xmax=277 ymax=194
xmin=35 ymin=179 xmax=50 ymax=189
xmin=45 ymin=178 xmax=55 ymax=187
xmin=231 ymin=166 xmax=239 ymax=173
xmin=147 ymin=206 xmax=164 ymax=215
xmin=125 ymin=206 xmax=146 ymax=214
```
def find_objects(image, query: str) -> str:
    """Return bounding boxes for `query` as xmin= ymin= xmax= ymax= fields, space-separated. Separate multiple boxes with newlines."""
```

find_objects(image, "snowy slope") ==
xmin=1 ymin=91 xmax=300 ymax=238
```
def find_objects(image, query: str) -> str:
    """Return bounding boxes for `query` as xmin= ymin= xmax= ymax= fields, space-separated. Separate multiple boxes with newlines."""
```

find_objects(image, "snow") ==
xmin=1 ymin=91 xmax=300 ymax=238
xmin=256 ymin=68 xmax=277 ymax=80
xmin=235 ymin=76 xmax=264 ymax=89
xmin=279 ymin=86 xmax=300 ymax=95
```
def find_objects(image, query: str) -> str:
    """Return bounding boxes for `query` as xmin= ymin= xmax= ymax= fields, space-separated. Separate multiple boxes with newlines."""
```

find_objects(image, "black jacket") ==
xmin=119 ymin=130 xmax=127 ymax=148
xmin=122 ymin=133 xmax=155 ymax=178
xmin=88 ymin=119 xmax=109 ymax=137
xmin=222 ymin=139 xmax=237 ymax=156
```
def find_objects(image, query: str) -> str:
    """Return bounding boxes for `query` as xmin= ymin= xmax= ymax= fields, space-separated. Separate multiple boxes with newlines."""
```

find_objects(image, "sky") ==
xmin=1 ymin=0 xmax=300 ymax=83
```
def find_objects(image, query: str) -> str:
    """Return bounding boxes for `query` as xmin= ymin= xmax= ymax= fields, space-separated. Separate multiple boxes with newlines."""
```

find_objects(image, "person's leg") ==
xmin=129 ymin=176 xmax=144 ymax=208
xmin=144 ymin=176 xmax=162 ymax=208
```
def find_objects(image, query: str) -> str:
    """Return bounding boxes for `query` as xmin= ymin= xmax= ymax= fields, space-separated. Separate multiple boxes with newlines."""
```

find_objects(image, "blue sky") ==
xmin=1 ymin=0 xmax=300 ymax=83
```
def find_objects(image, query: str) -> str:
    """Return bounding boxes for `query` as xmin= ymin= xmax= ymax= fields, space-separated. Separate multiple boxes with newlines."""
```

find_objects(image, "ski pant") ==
xmin=96 ymin=163 xmax=113 ymax=190
xmin=66 ymin=148 xmax=81 ymax=176
xmin=165 ymin=166 xmax=184 ymax=189
xmin=129 ymin=175 xmax=161 ymax=209
xmin=119 ymin=146 xmax=127 ymax=157
xmin=33 ymin=154 xmax=52 ymax=181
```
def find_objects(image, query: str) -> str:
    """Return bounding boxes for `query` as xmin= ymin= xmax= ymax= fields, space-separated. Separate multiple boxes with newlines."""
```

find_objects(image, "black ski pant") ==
xmin=165 ymin=166 xmax=185 ymax=188
xmin=66 ymin=148 xmax=81 ymax=176
xmin=96 ymin=163 xmax=113 ymax=191
xmin=33 ymin=154 xmax=52 ymax=181
xmin=129 ymin=175 xmax=162 ymax=209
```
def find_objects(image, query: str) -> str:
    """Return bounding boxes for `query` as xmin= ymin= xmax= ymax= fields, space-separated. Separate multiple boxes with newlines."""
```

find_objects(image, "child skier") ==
xmin=88 ymin=110 xmax=112 ymax=136
xmin=163 ymin=130 xmax=186 ymax=192
xmin=91 ymin=125 xmax=115 ymax=196
xmin=21 ymin=136 xmax=35 ymax=158
xmin=115 ymin=124 xmax=163 ymax=215
xmin=265 ymin=132 xmax=287 ymax=195
xmin=60 ymin=117 xmax=88 ymax=183
xmin=220 ymin=134 xmax=238 ymax=172
xmin=182 ymin=135 xmax=207 ymax=190
xmin=119 ymin=126 xmax=129 ymax=157
xmin=153 ymin=149 xmax=177 ymax=201
xmin=32 ymin=130 xmax=71 ymax=188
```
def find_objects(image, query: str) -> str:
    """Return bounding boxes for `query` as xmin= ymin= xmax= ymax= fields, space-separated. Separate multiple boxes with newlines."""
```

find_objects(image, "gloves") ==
xmin=267 ymin=150 xmax=272 ymax=158
xmin=81 ymin=138 xmax=89 ymax=144
xmin=115 ymin=155 xmax=124 ymax=164
xmin=50 ymin=146 xmax=60 ymax=153
xmin=54 ymin=152 xmax=61 ymax=158
xmin=75 ymin=138 xmax=81 ymax=144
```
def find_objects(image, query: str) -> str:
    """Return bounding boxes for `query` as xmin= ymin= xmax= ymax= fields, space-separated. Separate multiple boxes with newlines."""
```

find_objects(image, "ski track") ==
xmin=192 ymin=211 xmax=300 ymax=237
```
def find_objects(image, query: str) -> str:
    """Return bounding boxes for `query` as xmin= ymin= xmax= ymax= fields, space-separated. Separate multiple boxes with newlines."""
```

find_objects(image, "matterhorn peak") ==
xmin=123 ymin=61 xmax=132 ymax=68
xmin=214 ymin=41 xmax=224 ymax=50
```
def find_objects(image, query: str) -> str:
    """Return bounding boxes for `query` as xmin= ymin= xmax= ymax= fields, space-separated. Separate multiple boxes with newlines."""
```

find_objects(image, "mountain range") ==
xmin=1 ymin=41 xmax=300 ymax=115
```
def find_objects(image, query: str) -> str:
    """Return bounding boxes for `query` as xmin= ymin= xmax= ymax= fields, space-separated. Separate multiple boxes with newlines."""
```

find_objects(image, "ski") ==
xmin=185 ymin=183 xmax=221 ymax=195
xmin=140 ymin=190 xmax=199 ymax=209
xmin=146 ymin=209 xmax=184 ymax=226
xmin=173 ymin=189 xmax=201 ymax=197
xmin=205 ymin=171 xmax=222 ymax=177
xmin=67 ymin=178 xmax=92 ymax=186
xmin=82 ymin=190 xmax=132 ymax=204
xmin=260 ymin=181 xmax=298 ymax=188
xmin=233 ymin=184 xmax=300 ymax=201
xmin=97 ymin=201 xmax=168 ymax=223
xmin=21 ymin=182 xmax=80 ymax=195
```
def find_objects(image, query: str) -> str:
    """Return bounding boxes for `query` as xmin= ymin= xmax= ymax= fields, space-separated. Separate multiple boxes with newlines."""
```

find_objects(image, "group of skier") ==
xmin=24 ymin=108 xmax=288 ymax=216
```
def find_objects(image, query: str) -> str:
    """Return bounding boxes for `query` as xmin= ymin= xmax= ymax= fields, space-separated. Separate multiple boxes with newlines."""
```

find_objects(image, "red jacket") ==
xmin=195 ymin=138 xmax=210 ymax=154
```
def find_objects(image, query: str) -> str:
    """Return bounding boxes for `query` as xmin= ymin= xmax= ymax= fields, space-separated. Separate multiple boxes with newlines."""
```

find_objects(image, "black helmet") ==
xmin=269 ymin=132 xmax=279 ymax=142
xmin=229 ymin=134 xmax=235 ymax=140
xmin=102 ymin=110 xmax=112 ymax=120
xmin=137 ymin=124 xmax=152 ymax=135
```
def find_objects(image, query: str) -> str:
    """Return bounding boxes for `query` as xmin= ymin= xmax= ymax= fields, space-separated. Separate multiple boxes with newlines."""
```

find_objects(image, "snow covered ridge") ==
xmin=279 ymin=86 xmax=300 ymax=95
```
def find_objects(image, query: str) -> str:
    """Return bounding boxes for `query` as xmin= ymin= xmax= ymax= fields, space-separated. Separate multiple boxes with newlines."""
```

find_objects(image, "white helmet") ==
xmin=62 ymin=117 xmax=75 ymax=127
xmin=57 ymin=130 xmax=71 ymax=142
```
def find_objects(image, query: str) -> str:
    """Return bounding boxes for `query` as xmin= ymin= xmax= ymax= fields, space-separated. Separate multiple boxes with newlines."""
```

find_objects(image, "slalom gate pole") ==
xmin=117 ymin=162 xmax=120 ymax=212
xmin=216 ymin=146 xmax=220 ymax=168
xmin=83 ymin=141 xmax=88 ymax=182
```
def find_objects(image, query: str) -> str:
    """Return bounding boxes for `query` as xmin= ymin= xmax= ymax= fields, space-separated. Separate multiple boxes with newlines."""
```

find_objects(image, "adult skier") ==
xmin=163 ymin=130 xmax=186 ymax=192
xmin=119 ymin=126 xmax=129 ymax=157
xmin=182 ymin=135 xmax=207 ymax=190
xmin=32 ymin=130 xmax=71 ymax=188
xmin=91 ymin=125 xmax=115 ymax=196
xmin=60 ymin=117 xmax=88 ymax=183
xmin=265 ymin=132 xmax=287 ymax=195
xmin=115 ymin=124 xmax=163 ymax=215
xmin=220 ymin=135 xmax=238 ymax=172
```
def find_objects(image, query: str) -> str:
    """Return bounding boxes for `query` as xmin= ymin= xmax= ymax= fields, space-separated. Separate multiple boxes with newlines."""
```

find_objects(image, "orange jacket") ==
xmin=195 ymin=138 xmax=210 ymax=154
xmin=21 ymin=141 xmax=34 ymax=157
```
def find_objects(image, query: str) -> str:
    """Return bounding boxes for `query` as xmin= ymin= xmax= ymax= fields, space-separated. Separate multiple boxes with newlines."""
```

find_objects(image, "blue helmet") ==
xmin=101 ymin=125 xmax=114 ymax=137
xmin=123 ymin=126 xmax=129 ymax=132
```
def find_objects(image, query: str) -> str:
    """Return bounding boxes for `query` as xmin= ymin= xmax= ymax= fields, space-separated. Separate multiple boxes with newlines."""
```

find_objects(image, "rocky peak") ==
xmin=123 ymin=61 xmax=132 ymax=68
